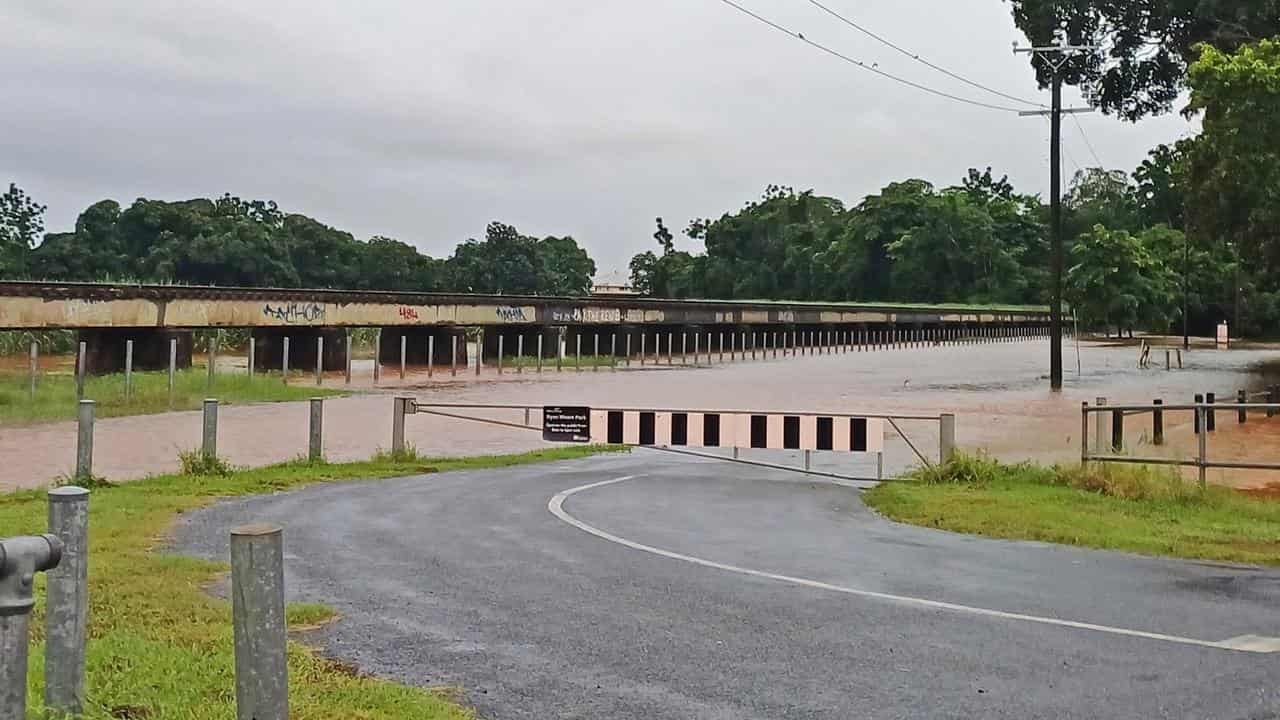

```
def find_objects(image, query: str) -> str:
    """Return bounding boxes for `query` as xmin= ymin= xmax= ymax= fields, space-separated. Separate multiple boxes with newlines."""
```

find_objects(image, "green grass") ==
xmin=865 ymin=453 xmax=1280 ymax=565
xmin=4 ymin=444 xmax=624 ymax=720
xmin=0 ymin=368 xmax=344 ymax=425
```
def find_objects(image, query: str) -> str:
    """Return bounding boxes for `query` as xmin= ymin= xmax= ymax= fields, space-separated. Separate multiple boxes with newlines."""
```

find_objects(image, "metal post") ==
xmin=282 ymin=336 xmax=290 ymax=384
xmin=345 ymin=333 xmax=352 ymax=385
xmin=169 ymin=337 xmax=178 ymax=408
xmin=939 ymin=413 xmax=956 ymax=463
xmin=1196 ymin=406 xmax=1208 ymax=489
xmin=1206 ymin=392 xmax=1216 ymax=432
xmin=202 ymin=399 xmax=218 ymax=459
xmin=576 ymin=335 xmax=582 ymax=372
xmin=308 ymin=397 xmax=323 ymax=462
xmin=0 ymin=534 xmax=63 ymax=720
xmin=248 ymin=336 xmax=257 ymax=379
xmin=498 ymin=335 xmax=505 ymax=375
xmin=208 ymin=332 xmax=218 ymax=389
xmin=803 ymin=450 xmax=811 ymax=471
xmin=516 ymin=335 xmax=523 ymax=374
xmin=400 ymin=335 xmax=407 ymax=381
xmin=230 ymin=524 xmax=288 ymax=720
xmin=1194 ymin=393 xmax=1204 ymax=433
xmin=556 ymin=331 xmax=564 ymax=372
xmin=75 ymin=400 xmax=94 ymax=481
xmin=1153 ymin=399 xmax=1164 ymax=446
xmin=681 ymin=333 xmax=687 ymax=365
xmin=537 ymin=334 xmax=544 ymax=373
xmin=1165 ymin=349 xmax=1171 ymax=371
xmin=373 ymin=333 xmax=381 ymax=383
xmin=27 ymin=341 xmax=37 ymax=402
xmin=1093 ymin=397 xmax=1107 ymax=453
xmin=718 ymin=332 xmax=724 ymax=363
xmin=594 ymin=335 xmax=600 ymax=372
xmin=124 ymin=339 xmax=134 ymax=401
xmin=1111 ymin=408 xmax=1124 ymax=452
xmin=626 ymin=334 xmax=632 ymax=367
xmin=428 ymin=336 xmax=435 ymax=379
xmin=1080 ymin=403 xmax=1089 ymax=464
xmin=1238 ymin=389 xmax=1247 ymax=424
xmin=45 ymin=486 xmax=89 ymax=717
xmin=75 ymin=341 xmax=86 ymax=400
xmin=391 ymin=397 xmax=408 ymax=454
xmin=315 ymin=336 xmax=323 ymax=386
xmin=640 ymin=333 xmax=647 ymax=366
xmin=667 ymin=333 xmax=674 ymax=366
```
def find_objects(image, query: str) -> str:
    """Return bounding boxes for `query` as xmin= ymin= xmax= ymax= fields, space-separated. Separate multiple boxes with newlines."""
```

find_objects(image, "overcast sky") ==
xmin=1 ymin=1 xmax=1196 ymax=278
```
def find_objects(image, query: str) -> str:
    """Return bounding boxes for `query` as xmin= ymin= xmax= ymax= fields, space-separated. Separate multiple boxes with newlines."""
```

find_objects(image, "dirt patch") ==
xmin=1237 ymin=482 xmax=1280 ymax=500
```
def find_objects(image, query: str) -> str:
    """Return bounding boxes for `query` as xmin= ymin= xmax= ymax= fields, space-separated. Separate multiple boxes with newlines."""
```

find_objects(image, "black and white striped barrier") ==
xmin=542 ymin=406 xmax=884 ymax=453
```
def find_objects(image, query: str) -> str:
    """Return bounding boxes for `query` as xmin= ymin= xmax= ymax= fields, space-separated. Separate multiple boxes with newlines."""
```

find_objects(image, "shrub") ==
xmin=178 ymin=449 xmax=234 ymax=476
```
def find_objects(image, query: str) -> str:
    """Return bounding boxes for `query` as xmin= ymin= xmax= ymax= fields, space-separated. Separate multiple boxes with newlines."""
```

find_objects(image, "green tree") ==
xmin=1066 ymin=225 xmax=1177 ymax=335
xmin=0 ymin=183 xmax=46 ymax=277
xmin=1008 ymin=0 xmax=1280 ymax=120
xmin=536 ymin=235 xmax=596 ymax=296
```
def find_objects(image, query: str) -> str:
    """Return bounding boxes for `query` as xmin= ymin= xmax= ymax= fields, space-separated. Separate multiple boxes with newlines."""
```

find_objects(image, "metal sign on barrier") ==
xmin=542 ymin=406 xmax=592 ymax=443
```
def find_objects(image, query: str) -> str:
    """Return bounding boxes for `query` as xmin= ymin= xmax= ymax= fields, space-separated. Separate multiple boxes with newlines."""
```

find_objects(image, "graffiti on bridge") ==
xmin=496 ymin=306 xmax=529 ymax=322
xmin=398 ymin=306 xmax=421 ymax=321
xmin=262 ymin=303 xmax=326 ymax=323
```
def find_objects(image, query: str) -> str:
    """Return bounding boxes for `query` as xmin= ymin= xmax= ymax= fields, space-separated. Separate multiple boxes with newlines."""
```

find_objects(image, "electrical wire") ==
xmin=1069 ymin=113 xmax=1104 ymax=168
xmin=713 ymin=0 xmax=1025 ymax=113
xmin=804 ymin=0 xmax=1046 ymax=109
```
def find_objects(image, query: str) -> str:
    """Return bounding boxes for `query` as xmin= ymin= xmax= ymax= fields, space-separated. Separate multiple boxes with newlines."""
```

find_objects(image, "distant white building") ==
xmin=591 ymin=270 xmax=638 ymax=297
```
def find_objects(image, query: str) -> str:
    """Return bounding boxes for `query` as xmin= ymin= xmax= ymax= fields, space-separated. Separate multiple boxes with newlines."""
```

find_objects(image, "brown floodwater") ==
xmin=4 ymin=338 xmax=1280 ymax=491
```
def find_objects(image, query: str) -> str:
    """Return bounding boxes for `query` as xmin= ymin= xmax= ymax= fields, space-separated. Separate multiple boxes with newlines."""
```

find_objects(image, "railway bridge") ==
xmin=0 ymin=282 xmax=1058 ymax=373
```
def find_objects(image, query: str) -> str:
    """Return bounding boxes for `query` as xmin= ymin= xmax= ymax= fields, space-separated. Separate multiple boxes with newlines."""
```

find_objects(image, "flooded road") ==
xmin=4 ymin=338 xmax=1280 ymax=491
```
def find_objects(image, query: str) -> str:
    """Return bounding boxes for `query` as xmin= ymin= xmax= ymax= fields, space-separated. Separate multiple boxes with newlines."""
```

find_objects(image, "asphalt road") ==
xmin=175 ymin=453 xmax=1280 ymax=719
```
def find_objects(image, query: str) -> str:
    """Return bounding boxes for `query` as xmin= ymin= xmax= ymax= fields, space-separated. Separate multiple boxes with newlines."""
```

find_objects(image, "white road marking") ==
xmin=549 ymin=475 xmax=1278 ymax=655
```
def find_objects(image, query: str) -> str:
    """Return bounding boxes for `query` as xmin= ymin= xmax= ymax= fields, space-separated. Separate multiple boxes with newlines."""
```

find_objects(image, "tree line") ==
xmin=0 ymin=191 xmax=597 ymax=296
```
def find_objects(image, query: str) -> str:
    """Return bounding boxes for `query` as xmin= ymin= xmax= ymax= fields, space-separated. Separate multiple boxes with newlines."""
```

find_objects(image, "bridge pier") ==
xmin=378 ymin=327 xmax=469 ymax=367
xmin=253 ymin=327 xmax=347 ymax=371
xmin=77 ymin=329 xmax=194 ymax=375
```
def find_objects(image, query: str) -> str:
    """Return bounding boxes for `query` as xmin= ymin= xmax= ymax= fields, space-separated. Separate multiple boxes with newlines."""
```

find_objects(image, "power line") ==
xmin=804 ymin=0 xmax=1045 ymax=109
xmin=713 ymin=0 xmax=1025 ymax=113
xmin=1069 ymin=113 xmax=1104 ymax=168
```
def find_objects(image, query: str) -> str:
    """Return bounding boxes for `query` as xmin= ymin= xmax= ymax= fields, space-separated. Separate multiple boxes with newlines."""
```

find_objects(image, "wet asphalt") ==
xmin=174 ymin=453 xmax=1280 ymax=719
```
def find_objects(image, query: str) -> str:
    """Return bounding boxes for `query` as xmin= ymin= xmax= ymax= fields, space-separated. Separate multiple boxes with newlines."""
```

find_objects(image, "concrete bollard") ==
xmin=576 ymin=335 xmax=583 ymax=372
xmin=373 ymin=333 xmax=382 ymax=383
xmin=537 ymin=335 xmax=544 ymax=373
xmin=28 ymin=341 xmax=37 ymax=402
xmin=124 ymin=339 xmax=134 ymax=401
xmin=498 ymin=335 xmax=505 ymax=375
xmin=515 ymin=335 xmax=523 ymax=375
xmin=282 ymin=337 xmax=290 ymax=384
xmin=476 ymin=330 xmax=484 ymax=376
xmin=76 ymin=400 xmax=95 ymax=481
xmin=0 ymin=534 xmax=64 ymax=720
xmin=45 ymin=486 xmax=90 ymax=717
xmin=594 ymin=335 xmax=600 ymax=372
xmin=612 ymin=335 xmax=619 ymax=370
xmin=391 ymin=396 xmax=411 ymax=454
xmin=400 ymin=335 xmax=407 ymax=381
xmin=452 ymin=335 xmax=459 ymax=377
xmin=939 ymin=413 xmax=956 ymax=463
xmin=1153 ymin=399 xmax=1164 ymax=446
xmin=202 ymin=399 xmax=218 ymax=459
xmin=248 ymin=337 xmax=256 ymax=378
xmin=680 ymin=334 xmax=687 ymax=366
xmin=316 ymin=336 xmax=324 ymax=387
xmin=345 ymin=333 xmax=353 ymax=385
xmin=625 ymin=334 xmax=632 ymax=367
xmin=230 ymin=524 xmax=288 ymax=720
xmin=308 ymin=397 xmax=324 ymax=462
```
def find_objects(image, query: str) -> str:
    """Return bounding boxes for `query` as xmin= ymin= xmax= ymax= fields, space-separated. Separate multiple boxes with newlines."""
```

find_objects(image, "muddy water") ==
xmin=4 ymin=339 xmax=1280 ymax=491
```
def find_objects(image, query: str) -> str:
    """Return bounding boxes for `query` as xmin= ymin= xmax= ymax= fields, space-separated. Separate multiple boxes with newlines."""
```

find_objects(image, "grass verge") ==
xmin=864 ymin=453 xmax=1280 ymax=565
xmin=0 ymin=368 xmax=344 ymax=425
xmin=4 ymin=444 xmax=623 ymax=719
